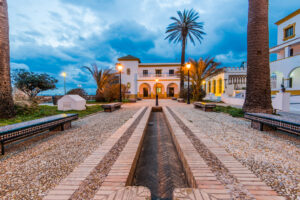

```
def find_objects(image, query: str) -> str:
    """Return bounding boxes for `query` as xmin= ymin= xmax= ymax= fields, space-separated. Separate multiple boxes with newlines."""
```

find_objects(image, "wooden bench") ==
xmin=177 ymin=98 xmax=185 ymax=103
xmin=194 ymin=102 xmax=216 ymax=112
xmin=171 ymin=97 xmax=177 ymax=100
xmin=0 ymin=114 xmax=78 ymax=155
xmin=101 ymin=102 xmax=122 ymax=112
xmin=245 ymin=113 xmax=300 ymax=135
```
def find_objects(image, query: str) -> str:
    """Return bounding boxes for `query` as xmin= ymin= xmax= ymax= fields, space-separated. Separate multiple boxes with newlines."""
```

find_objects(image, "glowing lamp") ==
xmin=117 ymin=64 xmax=123 ymax=72
xmin=186 ymin=63 xmax=191 ymax=69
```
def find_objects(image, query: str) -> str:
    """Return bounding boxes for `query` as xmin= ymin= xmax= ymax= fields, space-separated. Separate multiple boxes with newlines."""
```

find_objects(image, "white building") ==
xmin=117 ymin=55 xmax=181 ymax=98
xmin=203 ymin=63 xmax=247 ymax=97
xmin=270 ymin=9 xmax=300 ymax=95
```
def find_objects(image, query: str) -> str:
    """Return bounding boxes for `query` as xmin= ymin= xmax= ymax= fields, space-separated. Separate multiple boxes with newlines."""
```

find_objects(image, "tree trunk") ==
xmin=243 ymin=0 xmax=272 ymax=113
xmin=180 ymin=37 xmax=186 ymax=98
xmin=0 ymin=0 xmax=15 ymax=118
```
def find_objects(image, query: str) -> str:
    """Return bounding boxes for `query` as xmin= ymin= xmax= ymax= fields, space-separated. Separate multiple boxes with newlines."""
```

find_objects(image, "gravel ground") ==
xmin=172 ymin=105 xmax=300 ymax=200
xmin=0 ymin=105 xmax=140 ymax=200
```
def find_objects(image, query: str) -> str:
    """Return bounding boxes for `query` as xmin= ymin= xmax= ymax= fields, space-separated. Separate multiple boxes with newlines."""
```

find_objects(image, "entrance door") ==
xmin=168 ymin=87 xmax=174 ymax=97
xmin=143 ymin=88 xmax=149 ymax=97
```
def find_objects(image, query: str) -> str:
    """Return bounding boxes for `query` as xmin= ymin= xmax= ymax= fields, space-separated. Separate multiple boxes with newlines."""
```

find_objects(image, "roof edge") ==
xmin=275 ymin=9 xmax=300 ymax=25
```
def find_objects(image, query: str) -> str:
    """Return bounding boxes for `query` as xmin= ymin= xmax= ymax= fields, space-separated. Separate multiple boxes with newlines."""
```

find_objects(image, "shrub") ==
xmin=215 ymin=106 xmax=244 ymax=118
xmin=67 ymin=88 xmax=88 ymax=99
xmin=102 ymin=84 xmax=127 ymax=102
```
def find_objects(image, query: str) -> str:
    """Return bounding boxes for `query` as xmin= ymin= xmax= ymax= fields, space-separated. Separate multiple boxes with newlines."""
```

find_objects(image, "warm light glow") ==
xmin=186 ymin=63 xmax=191 ymax=69
xmin=155 ymin=78 xmax=159 ymax=82
xmin=61 ymin=72 xmax=67 ymax=77
xmin=202 ymin=81 xmax=205 ymax=84
xmin=117 ymin=64 xmax=123 ymax=72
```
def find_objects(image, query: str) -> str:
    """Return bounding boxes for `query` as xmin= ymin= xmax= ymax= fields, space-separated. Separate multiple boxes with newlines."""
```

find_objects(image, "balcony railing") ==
xmin=138 ymin=73 xmax=178 ymax=79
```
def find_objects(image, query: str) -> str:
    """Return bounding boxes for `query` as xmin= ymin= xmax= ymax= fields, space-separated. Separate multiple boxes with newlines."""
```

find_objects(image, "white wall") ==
xmin=119 ymin=60 xmax=139 ymax=95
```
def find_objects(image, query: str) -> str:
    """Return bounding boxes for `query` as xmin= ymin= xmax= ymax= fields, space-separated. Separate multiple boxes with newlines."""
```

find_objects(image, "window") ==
xmin=143 ymin=70 xmax=148 ymax=77
xmin=156 ymin=69 xmax=162 ymax=77
xmin=127 ymin=68 xmax=131 ymax=75
xmin=169 ymin=69 xmax=174 ymax=76
xmin=284 ymin=24 xmax=295 ymax=41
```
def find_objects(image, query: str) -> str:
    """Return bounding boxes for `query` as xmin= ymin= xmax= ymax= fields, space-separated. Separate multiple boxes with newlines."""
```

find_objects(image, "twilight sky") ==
xmin=8 ymin=0 xmax=299 ymax=95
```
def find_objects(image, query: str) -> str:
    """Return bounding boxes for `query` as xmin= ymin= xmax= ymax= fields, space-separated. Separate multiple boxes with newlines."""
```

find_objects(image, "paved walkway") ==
xmin=37 ymin=100 xmax=294 ymax=199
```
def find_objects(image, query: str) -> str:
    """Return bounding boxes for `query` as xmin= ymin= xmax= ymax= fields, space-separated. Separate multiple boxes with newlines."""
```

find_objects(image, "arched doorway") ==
xmin=153 ymin=83 xmax=165 ymax=98
xmin=139 ymin=83 xmax=151 ymax=98
xmin=289 ymin=67 xmax=300 ymax=89
xmin=167 ymin=83 xmax=179 ymax=97
xmin=271 ymin=71 xmax=284 ymax=89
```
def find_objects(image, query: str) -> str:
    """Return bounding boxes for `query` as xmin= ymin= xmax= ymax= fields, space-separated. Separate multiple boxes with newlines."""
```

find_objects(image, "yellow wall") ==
xmin=272 ymin=90 xmax=300 ymax=95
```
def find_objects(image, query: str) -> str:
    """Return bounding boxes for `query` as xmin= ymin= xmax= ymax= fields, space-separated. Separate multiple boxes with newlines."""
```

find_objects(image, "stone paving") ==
xmin=43 ymin=107 xmax=150 ymax=200
xmin=1 ymin=100 xmax=297 ymax=200
xmin=167 ymin=107 xmax=284 ymax=200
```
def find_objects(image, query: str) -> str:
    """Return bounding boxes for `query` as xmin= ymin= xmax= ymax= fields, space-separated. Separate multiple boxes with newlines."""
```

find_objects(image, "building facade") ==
xmin=270 ymin=9 xmax=300 ymax=95
xmin=117 ymin=55 xmax=181 ymax=98
xmin=203 ymin=63 xmax=247 ymax=97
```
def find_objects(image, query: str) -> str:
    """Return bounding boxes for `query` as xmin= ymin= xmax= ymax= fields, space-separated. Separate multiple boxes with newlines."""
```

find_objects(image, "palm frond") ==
xmin=165 ymin=9 xmax=206 ymax=46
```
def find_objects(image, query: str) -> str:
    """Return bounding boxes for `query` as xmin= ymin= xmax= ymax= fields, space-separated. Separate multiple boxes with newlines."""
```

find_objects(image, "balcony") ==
xmin=138 ymin=73 xmax=179 ymax=80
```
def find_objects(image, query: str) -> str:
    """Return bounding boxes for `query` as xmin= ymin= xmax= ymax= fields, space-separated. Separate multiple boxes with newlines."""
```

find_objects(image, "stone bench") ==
xmin=128 ymin=99 xmax=137 ymax=103
xmin=177 ymin=98 xmax=185 ymax=103
xmin=101 ymin=102 xmax=122 ymax=112
xmin=0 ymin=114 xmax=78 ymax=155
xmin=171 ymin=97 xmax=177 ymax=100
xmin=245 ymin=112 xmax=300 ymax=135
xmin=194 ymin=102 xmax=216 ymax=112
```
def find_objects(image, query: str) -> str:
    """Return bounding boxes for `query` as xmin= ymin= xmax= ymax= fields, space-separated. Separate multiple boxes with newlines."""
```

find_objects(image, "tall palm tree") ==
xmin=165 ymin=9 xmax=205 ymax=98
xmin=243 ymin=0 xmax=272 ymax=113
xmin=0 ymin=0 xmax=15 ymax=118
xmin=83 ymin=64 xmax=112 ymax=101
xmin=184 ymin=57 xmax=221 ymax=101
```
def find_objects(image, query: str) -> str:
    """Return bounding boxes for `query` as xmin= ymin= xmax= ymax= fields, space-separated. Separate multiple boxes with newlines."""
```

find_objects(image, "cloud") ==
xmin=7 ymin=0 xmax=299 ymax=94
xmin=10 ymin=63 xmax=30 ymax=70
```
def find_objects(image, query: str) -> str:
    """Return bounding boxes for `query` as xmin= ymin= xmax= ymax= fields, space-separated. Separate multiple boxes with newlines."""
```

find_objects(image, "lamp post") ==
xmin=117 ymin=64 xmax=123 ymax=102
xmin=186 ymin=63 xmax=191 ymax=104
xmin=61 ymin=72 xmax=67 ymax=95
xmin=155 ymin=78 xmax=159 ymax=106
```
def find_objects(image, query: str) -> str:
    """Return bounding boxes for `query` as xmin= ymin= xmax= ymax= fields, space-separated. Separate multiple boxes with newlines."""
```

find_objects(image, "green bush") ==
xmin=214 ymin=106 xmax=244 ymax=118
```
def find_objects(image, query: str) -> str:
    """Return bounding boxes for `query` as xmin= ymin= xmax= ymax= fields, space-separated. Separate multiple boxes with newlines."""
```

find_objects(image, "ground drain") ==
xmin=133 ymin=108 xmax=188 ymax=200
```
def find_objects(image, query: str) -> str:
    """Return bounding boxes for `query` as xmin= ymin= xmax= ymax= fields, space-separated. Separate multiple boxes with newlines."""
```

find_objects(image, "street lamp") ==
xmin=61 ymin=72 xmax=67 ymax=95
xmin=155 ymin=78 xmax=159 ymax=106
xmin=117 ymin=63 xmax=123 ymax=102
xmin=186 ymin=63 xmax=191 ymax=104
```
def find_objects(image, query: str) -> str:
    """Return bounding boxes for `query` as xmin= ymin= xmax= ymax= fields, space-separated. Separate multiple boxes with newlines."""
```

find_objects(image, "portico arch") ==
xmin=288 ymin=67 xmax=300 ymax=89
xmin=166 ymin=83 xmax=179 ymax=97
xmin=271 ymin=71 xmax=284 ymax=89
xmin=139 ymin=83 xmax=151 ymax=98
xmin=153 ymin=83 xmax=165 ymax=98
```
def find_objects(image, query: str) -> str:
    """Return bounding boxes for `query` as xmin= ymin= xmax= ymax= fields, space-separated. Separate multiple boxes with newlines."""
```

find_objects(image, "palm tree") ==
xmin=185 ymin=57 xmax=221 ymax=101
xmin=165 ymin=9 xmax=205 ymax=98
xmin=82 ymin=64 xmax=113 ymax=101
xmin=0 ymin=0 xmax=15 ymax=118
xmin=243 ymin=0 xmax=272 ymax=113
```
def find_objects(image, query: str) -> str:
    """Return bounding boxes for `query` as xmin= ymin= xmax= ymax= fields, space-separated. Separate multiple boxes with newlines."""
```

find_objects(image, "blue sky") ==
xmin=8 ymin=0 xmax=299 ymax=95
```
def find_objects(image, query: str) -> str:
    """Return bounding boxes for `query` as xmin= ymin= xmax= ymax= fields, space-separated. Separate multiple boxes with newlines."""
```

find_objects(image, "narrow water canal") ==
xmin=133 ymin=109 xmax=188 ymax=200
